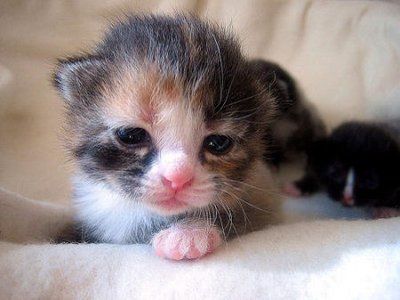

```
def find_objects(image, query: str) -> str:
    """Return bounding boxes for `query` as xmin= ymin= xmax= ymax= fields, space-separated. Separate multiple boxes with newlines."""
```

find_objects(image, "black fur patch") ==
xmin=296 ymin=121 xmax=400 ymax=208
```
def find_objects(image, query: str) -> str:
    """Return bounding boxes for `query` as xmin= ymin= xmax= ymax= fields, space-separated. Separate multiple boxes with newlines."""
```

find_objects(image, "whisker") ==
xmin=216 ymin=194 xmax=239 ymax=239
xmin=214 ymin=62 xmax=240 ymax=116
xmin=211 ymin=32 xmax=225 ymax=115
xmin=222 ymin=84 xmax=273 ymax=111
xmin=218 ymin=177 xmax=282 ymax=197
xmin=219 ymin=186 xmax=272 ymax=214
xmin=232 ymin=194 xmax=251 ymax=231
xmin=214 ymin=202 xmax=227 ymax=241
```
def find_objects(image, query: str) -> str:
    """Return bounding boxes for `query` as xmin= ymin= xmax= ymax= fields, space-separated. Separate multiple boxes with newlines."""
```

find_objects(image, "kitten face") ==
xmin=310 ymin=122 xmax=400 ymax=207
xmin=54 ymin=15 xmax=276 ymax=216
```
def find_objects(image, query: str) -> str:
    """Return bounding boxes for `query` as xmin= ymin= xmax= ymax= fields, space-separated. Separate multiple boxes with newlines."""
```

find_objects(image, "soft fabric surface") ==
xmin=1 ymin=188 xmax=400 ymax=299
xmin=1 ymin=0 xmax=400 ymax=298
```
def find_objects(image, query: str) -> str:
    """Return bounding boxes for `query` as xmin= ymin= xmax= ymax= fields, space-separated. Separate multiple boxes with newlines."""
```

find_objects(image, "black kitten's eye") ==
xmin=115 ymin=127 xmax=150 ymax=146
xmin=203 ymin=135 xmax=233 ymax=155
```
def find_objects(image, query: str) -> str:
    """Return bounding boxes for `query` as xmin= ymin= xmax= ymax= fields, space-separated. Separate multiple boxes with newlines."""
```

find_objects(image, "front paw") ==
xmin=152 ymin=224 xmax=222 ymax=260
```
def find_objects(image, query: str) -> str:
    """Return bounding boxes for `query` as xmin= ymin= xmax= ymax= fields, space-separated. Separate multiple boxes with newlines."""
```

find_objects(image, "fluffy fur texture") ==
xmin=287 ymin=121 xmax=400 ymax=214
xmin=53 ymin=15 xmax=294 ymax=258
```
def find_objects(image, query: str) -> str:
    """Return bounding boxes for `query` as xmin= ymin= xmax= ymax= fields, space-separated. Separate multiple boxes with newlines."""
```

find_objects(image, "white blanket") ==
xmin=1 ymin=188 xmax=399 ymax=299
xmin=1 ymin=0 xmax=400 ymax=298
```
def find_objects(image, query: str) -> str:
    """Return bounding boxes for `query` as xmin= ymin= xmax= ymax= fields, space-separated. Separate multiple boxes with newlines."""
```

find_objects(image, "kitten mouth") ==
xmin=155 ymin=197 xmax=188 ymax=212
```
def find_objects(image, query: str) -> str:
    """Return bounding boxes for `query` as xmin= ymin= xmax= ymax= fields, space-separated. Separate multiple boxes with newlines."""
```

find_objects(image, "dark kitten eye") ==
xmin=116 ymin=127 xmax=150 ymax=146
xmin=203 ymin=135 xmax=233 ymax=155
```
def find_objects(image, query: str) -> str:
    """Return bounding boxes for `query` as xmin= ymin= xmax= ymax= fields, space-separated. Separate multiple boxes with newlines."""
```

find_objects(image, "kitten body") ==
xmin=53 ymin=15 xmax=303 ymax=259
xmin=290 ymin=121 xmax=400 ymax=214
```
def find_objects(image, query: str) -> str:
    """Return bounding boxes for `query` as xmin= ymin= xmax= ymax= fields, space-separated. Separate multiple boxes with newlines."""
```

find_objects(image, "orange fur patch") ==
xmin=101 ymin=66 xmax=185 ymax=128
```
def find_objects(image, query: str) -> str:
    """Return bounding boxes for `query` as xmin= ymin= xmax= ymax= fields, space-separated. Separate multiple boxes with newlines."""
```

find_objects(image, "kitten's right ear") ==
xmin=53 ymin=56 xmax=106 ymax=103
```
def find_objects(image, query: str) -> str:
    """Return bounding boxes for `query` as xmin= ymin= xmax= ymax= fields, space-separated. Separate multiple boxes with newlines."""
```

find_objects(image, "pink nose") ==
xmin=161 ymin=166 xmax=194 ymax=191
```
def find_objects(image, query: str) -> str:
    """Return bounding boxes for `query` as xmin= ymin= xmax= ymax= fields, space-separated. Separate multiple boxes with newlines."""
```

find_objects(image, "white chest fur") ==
xmin=72 ymin=176 xmax=169 ymax=244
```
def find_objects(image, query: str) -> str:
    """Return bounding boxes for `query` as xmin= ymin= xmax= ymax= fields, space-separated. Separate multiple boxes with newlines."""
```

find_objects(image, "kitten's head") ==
xmin=309 ymin=122 xmax=400 ymax=207
xmin=54 ymin=15 xmax=279 ymax=216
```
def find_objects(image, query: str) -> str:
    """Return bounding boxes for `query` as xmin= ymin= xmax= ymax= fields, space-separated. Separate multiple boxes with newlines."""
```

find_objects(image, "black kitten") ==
xmin=287 ymin=121 xmax=400 ymax=214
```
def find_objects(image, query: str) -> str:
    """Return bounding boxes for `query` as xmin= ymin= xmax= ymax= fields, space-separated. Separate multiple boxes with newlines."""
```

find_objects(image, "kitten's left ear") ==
xmin=53 ymin=55 xmax=106 ymax=104
xmin=248 ymin=59 xmax=297 ymax=113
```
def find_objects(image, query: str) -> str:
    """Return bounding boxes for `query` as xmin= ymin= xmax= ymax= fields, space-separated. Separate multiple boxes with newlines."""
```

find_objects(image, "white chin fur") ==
xmin=147 ymin=203 xmax=191 ymax=216
xmin=71 ymin=174 xmax=214 ymax=243
xmin=72 ymin=175 xmax=168 ymax=243
xmin=71 ymin=160 xmax=277 ymax=244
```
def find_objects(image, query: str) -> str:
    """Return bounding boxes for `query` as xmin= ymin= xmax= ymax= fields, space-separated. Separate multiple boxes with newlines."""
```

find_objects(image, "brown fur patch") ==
xmin=101 ymin=66 xmax=187 ymax=128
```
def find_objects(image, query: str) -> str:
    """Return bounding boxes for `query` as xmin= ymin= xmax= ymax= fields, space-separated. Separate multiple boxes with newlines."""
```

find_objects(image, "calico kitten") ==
xmin=53 ymin=14 xmax=307 ymax=260
xmin=286 ymin=121 xmax=400 ymax=217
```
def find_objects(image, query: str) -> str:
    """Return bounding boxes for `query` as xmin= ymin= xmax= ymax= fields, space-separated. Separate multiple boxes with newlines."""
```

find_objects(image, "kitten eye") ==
xmin=115 ymin=127 xmax=150 ymax=146
xmin=203 ymin=135 xmax=233 ymax=155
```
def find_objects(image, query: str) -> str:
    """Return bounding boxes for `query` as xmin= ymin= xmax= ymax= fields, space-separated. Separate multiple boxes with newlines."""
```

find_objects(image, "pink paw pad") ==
xmin=282 ymin=182 xmax=302 ymax=197
xmin=152 ymin=225 xmax=222 ymax=260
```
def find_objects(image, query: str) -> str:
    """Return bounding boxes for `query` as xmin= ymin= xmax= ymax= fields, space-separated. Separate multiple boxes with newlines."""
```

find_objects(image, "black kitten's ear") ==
xmin=53 ymin=55 xmax=106 ymax=103
xmin=248 ymin=59 xmax=298 ymax=113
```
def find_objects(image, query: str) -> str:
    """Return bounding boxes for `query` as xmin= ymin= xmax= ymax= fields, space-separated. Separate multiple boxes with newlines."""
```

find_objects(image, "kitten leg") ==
xmin=152 ymin=222 xmax=222 ymax=260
